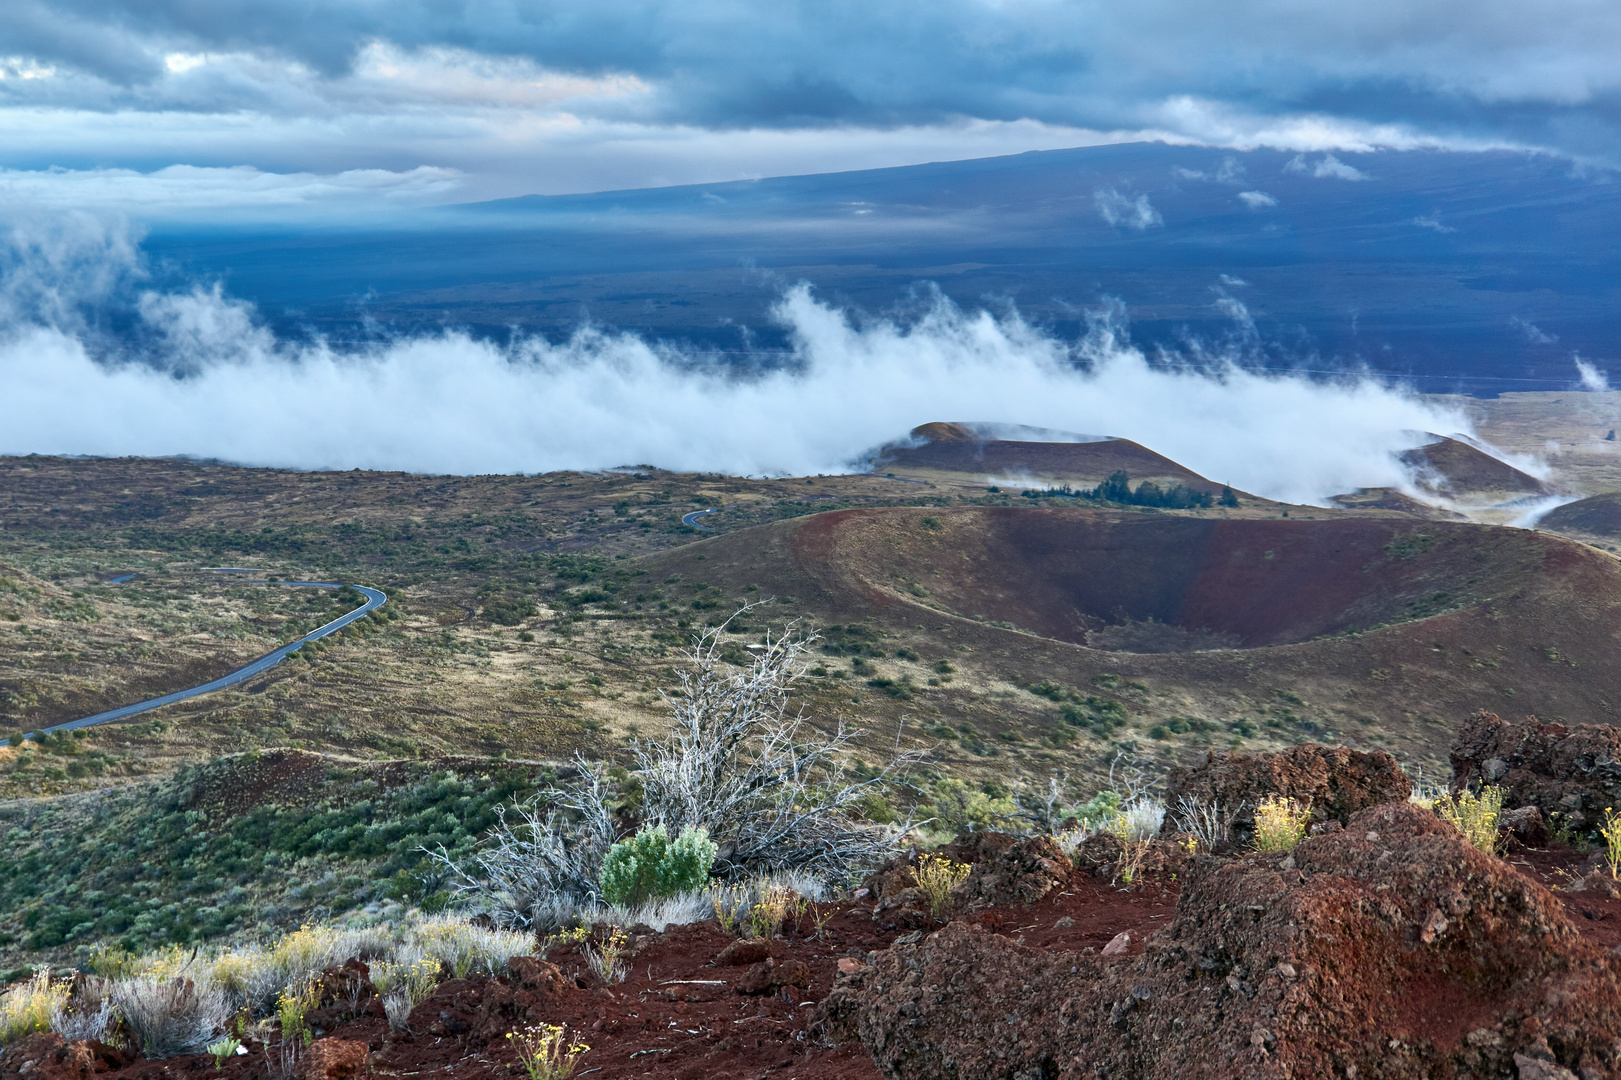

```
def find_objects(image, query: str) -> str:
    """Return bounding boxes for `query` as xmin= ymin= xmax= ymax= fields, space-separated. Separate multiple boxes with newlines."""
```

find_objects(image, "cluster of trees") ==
xmin=1020 ymin=471 xmax=1239 ymax=509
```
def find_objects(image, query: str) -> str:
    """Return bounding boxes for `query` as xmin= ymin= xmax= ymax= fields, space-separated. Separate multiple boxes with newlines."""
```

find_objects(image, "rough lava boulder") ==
xmin=1166 ymin=744 xmax=1411 ymax=846
xmin=939 ymin=832 xmax=1074 ymax=909
xmin=820 ymin=802 xmax=1621 ymax=1080
xmin=860 ymin=832 xmax=1075 ymax=921
xmin=1451 ymin=709 xmax=1621 ymax=830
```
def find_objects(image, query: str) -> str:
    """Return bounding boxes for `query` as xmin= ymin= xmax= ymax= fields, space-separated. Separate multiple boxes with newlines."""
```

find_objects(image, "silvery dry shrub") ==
xmin=599 ymin=825 xmax=717 ymax=908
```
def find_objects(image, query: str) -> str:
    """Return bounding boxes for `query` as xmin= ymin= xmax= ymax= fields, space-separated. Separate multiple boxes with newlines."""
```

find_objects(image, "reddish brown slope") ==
xmin=639 ymin=505 xmax=1621 ymax=751
xmin=873 ymin=424 xmax=1228 ymax=492
xmin=1399 ymin=434 xmax=1548 ymax=499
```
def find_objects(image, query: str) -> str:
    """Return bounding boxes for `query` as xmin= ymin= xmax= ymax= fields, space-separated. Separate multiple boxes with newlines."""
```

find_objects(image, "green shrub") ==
xmin=598 ymin=825 xmax=717 ymax=907
xmin=1071 ymin=790 xmax=1123 ymax=829
xmin=1028 ymin=680 xmax=1068 ymax=702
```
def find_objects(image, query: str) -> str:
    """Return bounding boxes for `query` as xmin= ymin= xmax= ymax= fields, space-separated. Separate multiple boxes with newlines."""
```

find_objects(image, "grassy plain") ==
xmin=3 ymin=426 xmax=1620 ymax=969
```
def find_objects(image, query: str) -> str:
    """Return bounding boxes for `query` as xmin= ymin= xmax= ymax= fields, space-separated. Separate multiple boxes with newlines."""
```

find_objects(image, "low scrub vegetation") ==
xmin=0 ymin=757 xmax=547 ymax=966
xmin=913 ymin=855 xmax=971 ymax=918
xmin=1435 ymin=786 xmax=1503 ymax=854
xmin=0 ymin=969 xmax=64 ymax=1044
xmin=0 ymin=914 xmax=534 ymax=1052
xmin=434 ymin=612 xmax=917 ymax=930
xmin=1252 ymin=796 xmax=1311 ymax=853
xmin=508 ymin=1022 xmax=589 ymax=1080
xmin=1018 ymin=470 xmax=1230 ymax=510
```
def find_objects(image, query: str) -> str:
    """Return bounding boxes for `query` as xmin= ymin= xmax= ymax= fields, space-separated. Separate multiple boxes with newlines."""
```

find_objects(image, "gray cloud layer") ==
xmin=1 ymin=1 xmax=1619 ymax=201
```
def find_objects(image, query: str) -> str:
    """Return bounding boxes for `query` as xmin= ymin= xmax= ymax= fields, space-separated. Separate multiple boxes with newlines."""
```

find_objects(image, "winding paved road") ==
xmin=29 ymin=580 xmax=387 ymax=738
xmin=682 ymin=508 xmax=720 ymax=531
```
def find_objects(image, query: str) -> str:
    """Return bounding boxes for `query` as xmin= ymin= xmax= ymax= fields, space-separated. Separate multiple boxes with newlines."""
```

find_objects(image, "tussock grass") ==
xmin=111 ymin=976 xmax=230 ymax=1059
xmin=0 ymin=913 xmax=537 ymax=1050
xmin=0 ymin=970 xmax=67 ymax=1045
xmin=48 ymin=977 xmax=113 ymax=1042
xmin=409 ymin=914 xmax=532 ymax=980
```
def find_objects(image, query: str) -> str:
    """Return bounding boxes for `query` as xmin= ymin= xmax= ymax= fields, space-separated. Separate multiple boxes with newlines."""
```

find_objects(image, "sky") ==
xmin=0 ymin=1 xmax=1614 ymax=490
xmin=2 ymin=0 xmax=1619 ymax=212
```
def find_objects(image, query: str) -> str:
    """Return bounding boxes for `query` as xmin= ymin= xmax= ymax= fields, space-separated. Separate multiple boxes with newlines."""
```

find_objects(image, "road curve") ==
xmin=29 ymin=581 xmax=387 ymax=738
xmin=682 ymin=508 xmax=720 ymax=531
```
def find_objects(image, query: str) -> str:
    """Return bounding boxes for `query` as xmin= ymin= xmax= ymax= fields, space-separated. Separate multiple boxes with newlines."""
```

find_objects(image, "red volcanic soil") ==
xmin=8 ymin=845 xmax=1620 ymax=1080
xmin=787 ymin=506 xmax=1556 ymax=648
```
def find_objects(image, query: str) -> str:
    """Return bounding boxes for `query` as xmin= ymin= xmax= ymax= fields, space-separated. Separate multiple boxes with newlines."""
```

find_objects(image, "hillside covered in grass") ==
xmin=0 ymin=751 xmax=552 ymax=978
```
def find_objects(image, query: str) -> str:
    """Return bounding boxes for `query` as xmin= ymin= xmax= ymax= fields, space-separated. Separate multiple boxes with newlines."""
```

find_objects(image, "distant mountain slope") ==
xmin=1398 ymin=435 xmax=1548 ymax=501
xmin=1539 ymin=493 xmax=1621 ymax=540
xmin=143 ymin=143 xmax=1621 ymax=391
xmin=871 ymin=423 xmax=1231 ymax=492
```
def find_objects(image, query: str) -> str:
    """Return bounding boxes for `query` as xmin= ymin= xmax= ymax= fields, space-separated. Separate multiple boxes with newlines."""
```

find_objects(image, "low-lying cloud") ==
xmin=1095 ymin=188 xmax=1163 ymax=229
xmin=0 ymin=217 xmax=1475 ymax=505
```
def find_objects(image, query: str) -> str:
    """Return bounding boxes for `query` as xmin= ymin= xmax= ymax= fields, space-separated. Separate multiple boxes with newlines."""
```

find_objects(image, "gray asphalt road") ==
xmin=28 ymin=581 xmax=387 ymax=738
xmin=682 ymin=508 xmax=720 ymax=531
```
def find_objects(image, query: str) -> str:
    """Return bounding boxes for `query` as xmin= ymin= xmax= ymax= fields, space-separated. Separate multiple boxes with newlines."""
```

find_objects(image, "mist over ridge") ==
xmin=134 ymin=143 xmax=1621 ymax=395
xmin=0 ymin=210 xmax=1474 ymax=506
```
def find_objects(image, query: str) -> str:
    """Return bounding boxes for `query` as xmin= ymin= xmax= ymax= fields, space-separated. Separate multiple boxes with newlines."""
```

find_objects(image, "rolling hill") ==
xmin=637 ymin=504 xmax=1621 ymax=771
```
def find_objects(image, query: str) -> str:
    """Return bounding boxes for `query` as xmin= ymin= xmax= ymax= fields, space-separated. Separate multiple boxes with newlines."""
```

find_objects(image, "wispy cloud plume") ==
xmin=1094 ymin=188 xmax=1163 ymax=229
xmin=1286 ymin=153 xmax=1369 ymax=180
xmin=1511 ymin=316 xmax=1556 ymax=344
xmin=0 ymin=215 xmax=1473 ymax=505
xmin=1576 ymin=356 xmax=1610 ymax=391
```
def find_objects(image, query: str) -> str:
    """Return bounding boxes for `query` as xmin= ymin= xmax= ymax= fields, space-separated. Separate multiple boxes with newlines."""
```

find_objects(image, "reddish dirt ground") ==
xmin=5 ymin=844 xmax=1619 ymax=1080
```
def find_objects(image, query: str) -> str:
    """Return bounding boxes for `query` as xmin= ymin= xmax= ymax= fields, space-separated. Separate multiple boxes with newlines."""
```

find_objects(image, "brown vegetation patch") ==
xmin=874 ymin=426 xmax=1227 ymax=493
xmin=1398 ymin=434 xmax=1549 ymax=499
xmin=1542 ymin=491 xmax=1621 ymax=540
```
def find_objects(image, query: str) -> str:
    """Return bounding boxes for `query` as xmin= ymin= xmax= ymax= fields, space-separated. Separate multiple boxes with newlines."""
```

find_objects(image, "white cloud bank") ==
xmin=0 ymin=219 xmax=1474 ymax=505
xmin=0 ymin=164 xmax=464 ymax=213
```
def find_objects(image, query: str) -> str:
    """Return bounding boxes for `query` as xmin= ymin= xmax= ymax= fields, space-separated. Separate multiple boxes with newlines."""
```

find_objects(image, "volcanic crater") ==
xmin=780 ymin=507 xmax=1553 ymax=651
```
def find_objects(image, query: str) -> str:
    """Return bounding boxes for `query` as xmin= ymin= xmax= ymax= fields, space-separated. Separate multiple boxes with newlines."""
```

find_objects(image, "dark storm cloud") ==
xmin=3 ymin=0 xmax=1619 ymax=157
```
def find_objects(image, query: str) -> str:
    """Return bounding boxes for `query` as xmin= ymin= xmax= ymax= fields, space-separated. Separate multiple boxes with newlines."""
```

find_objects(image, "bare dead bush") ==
xmin=434 ymin=608 xmax=916 ymax=929
xmin=1171 ymin=794 xmax=1236 ymax=852
xmin=48 ymin=977 xmax=113 ymax=1043
xmin=111 ymin=977 xmax=228 ymax=1059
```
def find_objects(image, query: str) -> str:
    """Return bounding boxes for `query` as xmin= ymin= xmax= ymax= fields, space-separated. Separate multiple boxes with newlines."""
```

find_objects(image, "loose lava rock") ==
xmin=819 ymin=801 xmax=1621 ymax=1080
xmin=939 ymin=832 xmax=1074 ymax=909
xmin=1452 ymin=709 xmax=1621 ymax=830
xmin=1166 ymin=744 xmax=1412 ymax=847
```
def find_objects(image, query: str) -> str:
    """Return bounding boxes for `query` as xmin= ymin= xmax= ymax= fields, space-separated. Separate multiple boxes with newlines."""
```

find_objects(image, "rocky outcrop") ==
xmin=1451 ymin=709 xmax=1621 ymax=830
xmin=736 ymin=957 xmax=810 ymax=996
xmin=939 ymin=832 xmax=1072 ymax=908
xmin=859 ymin=833 xmax=1075 ymax=925
xmin=821 ymin=802 xmax=1621 ymax=1080
xmin=1165 ymin=744 xmax=1410 ymax=846
xmin=466 ymin=956 xmax=571 ymax=1044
